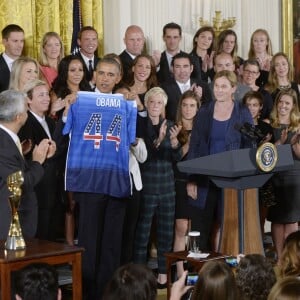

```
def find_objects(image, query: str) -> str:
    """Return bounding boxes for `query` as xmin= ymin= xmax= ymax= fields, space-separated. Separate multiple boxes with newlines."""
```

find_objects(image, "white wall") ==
xmin=103 ymin=0 xmax=281 ymax=58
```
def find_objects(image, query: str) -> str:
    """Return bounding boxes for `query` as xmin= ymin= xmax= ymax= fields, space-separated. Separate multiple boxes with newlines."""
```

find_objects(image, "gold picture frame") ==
xmin=282 ymin=0 xmax=300 ymax=82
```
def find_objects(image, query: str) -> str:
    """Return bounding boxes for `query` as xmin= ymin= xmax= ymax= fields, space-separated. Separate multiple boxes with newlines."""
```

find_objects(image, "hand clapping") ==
xmin=32 ymin=139 xmax=56 ymax=164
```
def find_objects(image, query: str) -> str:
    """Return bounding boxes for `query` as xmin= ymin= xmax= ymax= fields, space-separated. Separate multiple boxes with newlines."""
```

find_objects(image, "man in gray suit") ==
xmin=0 ymin=90 xmax=56 ymax=239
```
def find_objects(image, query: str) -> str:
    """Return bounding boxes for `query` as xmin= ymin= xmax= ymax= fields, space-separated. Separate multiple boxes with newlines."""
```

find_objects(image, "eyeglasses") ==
xmin=243 ymin=69 xmax=259 ymax=76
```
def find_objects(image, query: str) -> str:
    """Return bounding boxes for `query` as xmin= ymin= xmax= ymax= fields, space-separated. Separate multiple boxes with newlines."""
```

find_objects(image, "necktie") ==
xmin=88 ymin=60 xmax=93 ymax=76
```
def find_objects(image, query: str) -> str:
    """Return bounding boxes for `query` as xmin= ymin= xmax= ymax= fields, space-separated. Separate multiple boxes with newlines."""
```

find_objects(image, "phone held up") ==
xmin=185 ymin=272 xmax=199 ymax=286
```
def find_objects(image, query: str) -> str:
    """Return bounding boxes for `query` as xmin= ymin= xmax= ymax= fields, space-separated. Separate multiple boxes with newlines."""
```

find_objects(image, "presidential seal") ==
xmin=256 ymin=142 xmax=278 ymax=172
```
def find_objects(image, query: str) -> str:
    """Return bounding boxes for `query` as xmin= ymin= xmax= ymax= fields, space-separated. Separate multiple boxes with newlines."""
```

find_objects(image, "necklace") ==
xmin=278 ymin=83 xmax=291 ymax=90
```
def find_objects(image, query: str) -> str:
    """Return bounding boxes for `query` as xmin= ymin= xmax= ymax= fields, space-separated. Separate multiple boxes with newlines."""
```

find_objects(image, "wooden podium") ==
xmin=178 ymin=145 xmax=294 ymax=255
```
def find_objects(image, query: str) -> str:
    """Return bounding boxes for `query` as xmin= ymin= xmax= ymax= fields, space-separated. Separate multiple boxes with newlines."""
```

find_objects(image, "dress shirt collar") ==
xmin=0 ymin=123 xmax=20 ymax=144
xmin=165 ymin=50 xmax=180 ymax=69
xmin=95 ymin=87 xmax=112 ymax=94
xmin=80 ymin=51 xmax=94 ymax=68
xmin=30 ymin=110 xmax=51 ymax=138
xmin=2 ymin=52 xmax=15 ymax=71
xmin=30 ymin=110 xmax=44 ymax=123
xmin=176 ymin=79 xmax=191 ymax=93
xmin=125 ymin=50 xmax=136 ymax=60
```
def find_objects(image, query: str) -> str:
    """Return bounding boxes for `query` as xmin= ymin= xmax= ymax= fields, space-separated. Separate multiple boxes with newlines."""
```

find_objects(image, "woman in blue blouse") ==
xmin=187 ymin=70 xmax=253 ymax=251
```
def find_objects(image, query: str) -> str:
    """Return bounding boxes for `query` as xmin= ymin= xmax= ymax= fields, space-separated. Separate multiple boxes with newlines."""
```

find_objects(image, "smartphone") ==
xmin=225 ymin=257 xmax=238 ymax=267
xmin=185 ymin=272 xmax=199 ymax=286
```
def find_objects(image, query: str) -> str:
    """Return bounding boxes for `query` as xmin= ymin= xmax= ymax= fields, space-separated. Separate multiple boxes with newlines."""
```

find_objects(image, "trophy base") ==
xmin=5 ymin=236 xmax=26 ymax=250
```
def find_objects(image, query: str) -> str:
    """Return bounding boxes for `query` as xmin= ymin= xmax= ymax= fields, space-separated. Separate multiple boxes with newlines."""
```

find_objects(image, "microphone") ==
xmin=243 ymin=122 xmax=266 ymax=140
xmin=234 ymin=123 xmax=257 ymax=140
xmin=234 ymin=122 xmax=268 ymax=144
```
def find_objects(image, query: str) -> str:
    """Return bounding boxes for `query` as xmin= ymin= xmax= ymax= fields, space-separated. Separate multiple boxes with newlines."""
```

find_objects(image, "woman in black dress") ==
xmin=267 ymin=89 xmax=300 ymax=261
xmin=173 ymin=90 xmax=200 ymax=277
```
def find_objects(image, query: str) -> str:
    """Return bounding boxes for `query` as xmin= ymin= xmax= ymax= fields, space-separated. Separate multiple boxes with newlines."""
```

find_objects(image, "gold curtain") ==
xmin=0 ymin=0 xmax=103 ymax=59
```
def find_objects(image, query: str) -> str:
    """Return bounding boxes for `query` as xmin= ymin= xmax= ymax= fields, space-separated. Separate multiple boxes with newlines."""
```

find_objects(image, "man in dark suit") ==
xmin=119 ymin=25 xmax=145 ymax=82
xmin=76 ymin=26 xmax=100 ymax=84
xmin=0 ymin=24 xmax=24 ymax=92
xmin=161 ymin=52 xmax=212 ymax=121
xmin=157 ymin=22 xmax=188 ymax=85
xmin=0 ymin=89 xmax=56 ymax=240
xmin=18 ymin=80 xmax=61 ymax=241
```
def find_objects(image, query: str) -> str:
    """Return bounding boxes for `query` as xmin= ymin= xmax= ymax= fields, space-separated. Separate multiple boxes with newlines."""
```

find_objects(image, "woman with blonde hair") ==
xmin=9 ymin=56 xmax=39 ymax=91
xmin=39 ymin=32 xmax=64 ymax=87
xmin=267 ymin=89 xmax=300 ymax=261
xmin=134 ymin=87 xmax=182 ymax=288
xmin=187 ymin=70 xmax=253 ymax=251
xmin=265 ymin=52 xmax=300 ymax=107
xmin=248 ymin=28 xmax=273 ymax=87
xmin=268 ymin=277 xmax=300 ymax=300
xmin=280 ymin=230 xmax=300 ymax=277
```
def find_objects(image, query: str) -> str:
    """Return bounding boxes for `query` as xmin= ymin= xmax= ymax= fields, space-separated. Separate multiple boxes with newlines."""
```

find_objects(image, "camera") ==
xmin=185 ymin=272 xmax=199 ymax=286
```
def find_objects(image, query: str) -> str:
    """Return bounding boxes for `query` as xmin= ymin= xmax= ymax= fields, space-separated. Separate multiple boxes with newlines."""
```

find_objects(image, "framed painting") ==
xmin=282 ymin=0 xmax=300 ymax=82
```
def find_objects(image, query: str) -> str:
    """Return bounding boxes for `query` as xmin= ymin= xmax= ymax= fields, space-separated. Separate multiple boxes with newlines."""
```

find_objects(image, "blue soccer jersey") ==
xmin=63 ymin=91 xmax=137 ymax=198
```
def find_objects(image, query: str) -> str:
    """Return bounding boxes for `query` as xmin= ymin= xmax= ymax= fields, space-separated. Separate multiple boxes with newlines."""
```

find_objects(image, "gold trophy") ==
xmin=5 ymin=170 xmax=26 ymax=250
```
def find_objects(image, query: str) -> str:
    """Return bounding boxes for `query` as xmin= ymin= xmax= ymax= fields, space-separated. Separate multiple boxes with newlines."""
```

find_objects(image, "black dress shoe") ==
xmin=157 ymin=282 xmax=167 ymax=289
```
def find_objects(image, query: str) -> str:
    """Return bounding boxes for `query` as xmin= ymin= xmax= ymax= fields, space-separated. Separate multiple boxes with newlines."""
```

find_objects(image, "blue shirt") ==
xmin=209 ymin=118 xmax=229 ymax=155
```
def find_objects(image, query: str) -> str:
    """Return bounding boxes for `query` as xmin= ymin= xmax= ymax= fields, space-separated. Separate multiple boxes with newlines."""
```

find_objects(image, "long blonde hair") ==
xmin=248 ymin=29 xmax=273 ymax=59
xmin=266 ymin=52 xmax=294 ymax=94
xmin=38 ymin=32 xmax=64 ymax=67
xmin=270 ymin=89 xmax=300 ymax=132
xmin=9 ymin=57 xmax=39 ymax=91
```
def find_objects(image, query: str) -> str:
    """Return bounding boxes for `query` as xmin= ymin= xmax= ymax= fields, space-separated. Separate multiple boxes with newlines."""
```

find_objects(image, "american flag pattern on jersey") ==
xmin=63 ymin=91 xmax=137 ymax=198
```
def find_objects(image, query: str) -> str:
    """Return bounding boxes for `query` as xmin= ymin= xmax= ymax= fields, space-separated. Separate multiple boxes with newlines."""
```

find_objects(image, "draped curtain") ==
xmin=0 ymin=0 xmax=103 ymax=59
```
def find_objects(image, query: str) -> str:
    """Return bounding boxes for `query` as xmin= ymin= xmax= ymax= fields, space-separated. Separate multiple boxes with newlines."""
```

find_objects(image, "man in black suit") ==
xmin=0 ymin=89 xmax=56 ymax=240
xmin=18 ymin=80 xmax=61 ymax=241
xmin=161 ymin=52 xmax=212 ymax=121
xmin=157 ymin=22 xmax=188 ymax=84
xmin=0 ymin=24 xmax=24 ymax=92
xmin=76 ymin=26 xmax=100 ymax=85
xmin=119 ymin=25 xmax=145 ymax=82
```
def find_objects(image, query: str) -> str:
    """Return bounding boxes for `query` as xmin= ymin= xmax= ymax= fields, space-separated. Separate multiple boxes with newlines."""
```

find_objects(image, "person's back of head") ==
xmin=192 ymin=260 xmax=238 ymax=300
xmin=280 ymin=231 xmax=300 ymax=277
xmin=236 ymin=254 xmax=276 ymax=300
xmin=103 ymin=263 xmax=157 ymax=300
xmin=14 ymin=263 xmax=61 ymax=300
xmin=267 ymin=277 xmax=300 ymax=300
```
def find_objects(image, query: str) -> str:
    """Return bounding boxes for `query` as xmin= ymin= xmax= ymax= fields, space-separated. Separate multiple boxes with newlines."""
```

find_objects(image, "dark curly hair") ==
xmin=14 ymin=263 xmax=59 ymax=300
xmin=51 ymin=55 xmax=91 ymax=98
xmin=235 ymin=254 xmax=276 ymax=300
